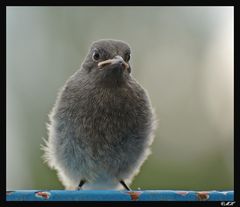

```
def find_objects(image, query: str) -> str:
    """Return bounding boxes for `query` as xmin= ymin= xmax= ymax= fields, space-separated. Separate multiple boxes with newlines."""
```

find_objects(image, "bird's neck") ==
xmin=98 ymin=76 xmax=126 ymax=88
xmin=94 ymin=71 xmax=129 ymax=88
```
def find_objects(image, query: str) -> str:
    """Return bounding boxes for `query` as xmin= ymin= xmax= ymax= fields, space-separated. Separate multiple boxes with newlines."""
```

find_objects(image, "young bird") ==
xmin=42 ymin=39 xmax=157 ymax=190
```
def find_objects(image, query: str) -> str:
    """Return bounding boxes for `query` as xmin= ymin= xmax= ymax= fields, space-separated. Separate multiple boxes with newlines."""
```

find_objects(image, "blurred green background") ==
xmin=7 ymin=6 xmax=233 ymax=190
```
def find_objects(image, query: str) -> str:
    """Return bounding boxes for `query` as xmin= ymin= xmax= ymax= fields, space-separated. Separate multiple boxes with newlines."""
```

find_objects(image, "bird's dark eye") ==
xmin=92 ymin=52 xmax=100 ymax=61
xmin=125 ymin=53 xmax=130 ymax=62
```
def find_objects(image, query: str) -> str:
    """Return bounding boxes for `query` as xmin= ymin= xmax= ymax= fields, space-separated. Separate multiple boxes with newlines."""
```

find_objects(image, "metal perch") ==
xmin=6 ymin=190 xmax=234 ymax=201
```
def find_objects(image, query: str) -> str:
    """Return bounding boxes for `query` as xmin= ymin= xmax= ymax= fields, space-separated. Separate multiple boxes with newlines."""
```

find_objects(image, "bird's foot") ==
xmin=120 ymin=180 xmax=132 ymax=191
xmin=78 ymin=179 xmax=86 ymax=190
xmin=77 ymin=186 xmax=83 ymax=190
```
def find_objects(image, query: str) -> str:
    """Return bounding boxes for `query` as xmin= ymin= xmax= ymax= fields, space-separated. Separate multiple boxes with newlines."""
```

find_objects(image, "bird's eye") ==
xmin=125 ymin=53 xmax=131 ymax=62
xmin=92 ymin=52 xmax=100 ymax=62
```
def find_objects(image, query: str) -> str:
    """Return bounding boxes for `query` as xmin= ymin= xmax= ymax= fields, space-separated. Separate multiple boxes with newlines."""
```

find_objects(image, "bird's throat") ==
xmin=99 ymin=67 xmax=126 ymax=87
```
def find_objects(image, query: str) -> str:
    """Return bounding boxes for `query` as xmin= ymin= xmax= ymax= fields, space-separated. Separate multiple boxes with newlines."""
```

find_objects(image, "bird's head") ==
xmin=82 ymin=39 xmax=132 ymax=85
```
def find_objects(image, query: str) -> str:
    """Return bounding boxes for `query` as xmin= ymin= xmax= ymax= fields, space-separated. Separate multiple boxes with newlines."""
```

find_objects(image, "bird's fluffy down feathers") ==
xmin=42 ymin=39 xmax=157 ymax=190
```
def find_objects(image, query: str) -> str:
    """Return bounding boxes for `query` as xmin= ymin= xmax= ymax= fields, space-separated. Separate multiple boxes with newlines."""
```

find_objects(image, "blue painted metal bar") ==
xmin=6 ymin=190 xmax=234 ymax=201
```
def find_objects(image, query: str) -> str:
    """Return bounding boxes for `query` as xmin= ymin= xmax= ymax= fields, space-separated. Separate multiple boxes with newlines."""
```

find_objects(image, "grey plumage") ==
xmin=42 ymin=39 xmax=157 ymax=190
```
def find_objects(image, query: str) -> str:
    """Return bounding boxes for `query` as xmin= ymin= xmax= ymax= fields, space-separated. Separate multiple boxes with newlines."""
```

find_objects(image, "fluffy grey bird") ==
xmin=42 ymin=39 xmax=157 ymax=190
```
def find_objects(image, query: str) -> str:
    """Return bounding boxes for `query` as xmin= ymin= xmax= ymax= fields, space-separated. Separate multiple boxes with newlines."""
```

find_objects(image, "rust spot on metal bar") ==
xmin=6 ymin=191 xmax=15 ymax=195
xmin=176 ymin=191 xmax=189 ymax=196
xmin=35 ymin=191 xmax=51 ymax=199
xmin=127 ymin=191 xmax=142 ymax=201
xmin=197 ymin=191 xmax=210 ymax=201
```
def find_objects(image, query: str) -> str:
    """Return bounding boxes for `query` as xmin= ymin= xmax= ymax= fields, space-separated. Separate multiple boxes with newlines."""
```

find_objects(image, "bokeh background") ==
xmin=7 ymin=6 xmax=233 ymax=190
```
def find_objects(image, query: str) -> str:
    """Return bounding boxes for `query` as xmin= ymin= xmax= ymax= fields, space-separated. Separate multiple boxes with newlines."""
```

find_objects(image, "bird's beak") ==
xmin=98 ymin=55 xmax=129 ymax=70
